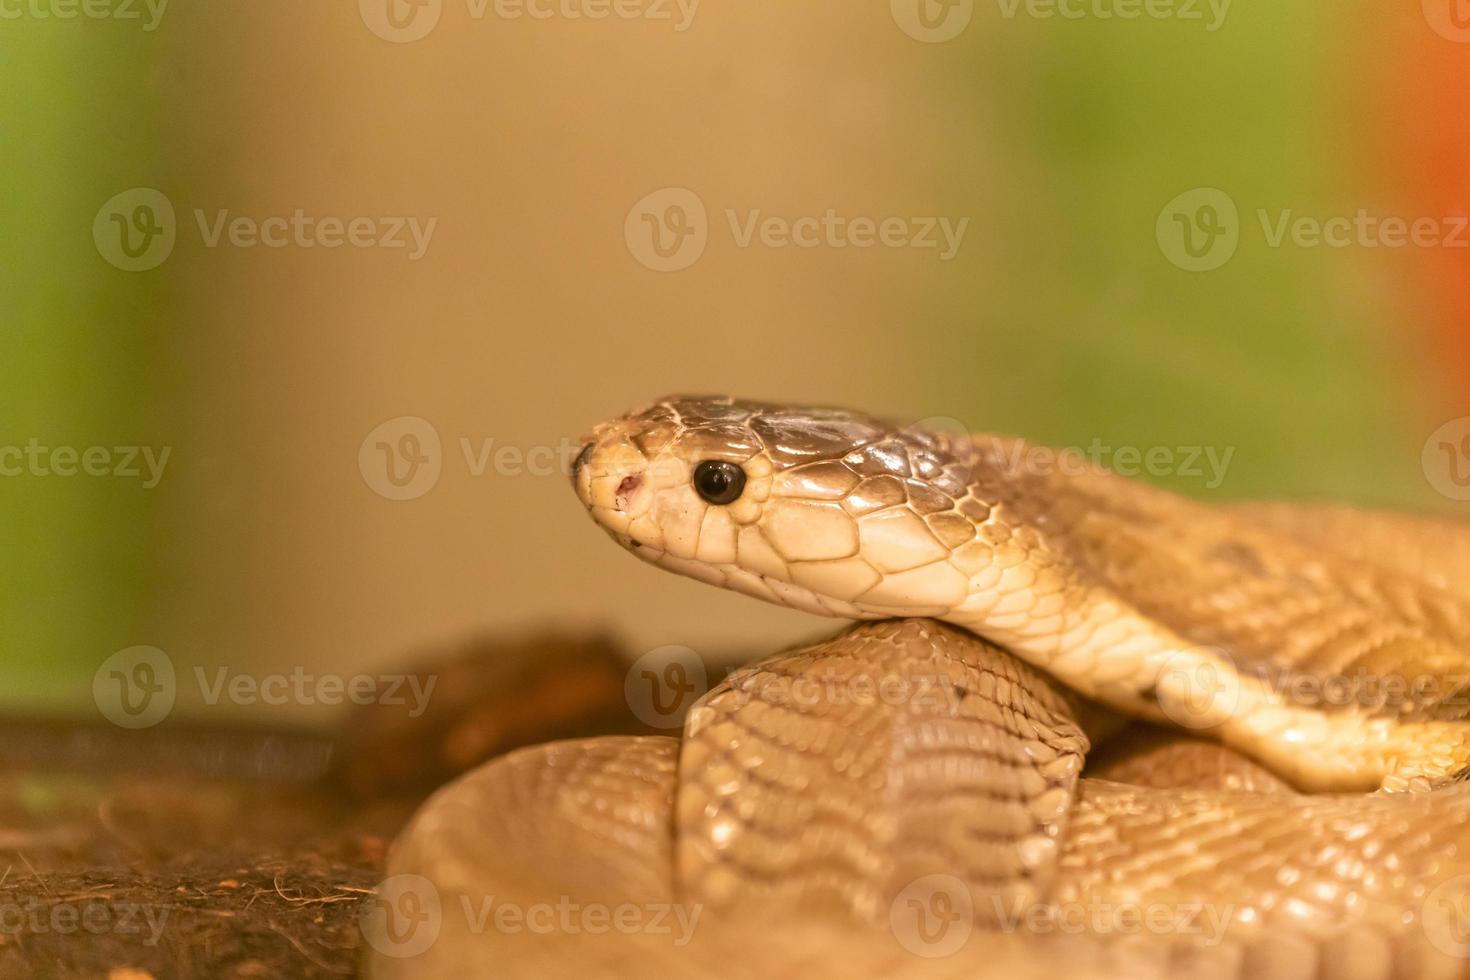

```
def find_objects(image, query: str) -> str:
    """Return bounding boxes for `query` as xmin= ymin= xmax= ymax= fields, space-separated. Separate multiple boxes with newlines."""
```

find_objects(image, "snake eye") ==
xmin=693 ymin=460 xmax=746 ymax=505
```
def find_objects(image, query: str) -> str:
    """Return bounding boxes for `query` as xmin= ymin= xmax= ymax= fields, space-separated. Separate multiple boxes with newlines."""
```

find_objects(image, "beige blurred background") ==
xmin=147 ymin=2 xmax=967 ymax=717
xmin=7 ymin=0 xmax=1466 ymax=725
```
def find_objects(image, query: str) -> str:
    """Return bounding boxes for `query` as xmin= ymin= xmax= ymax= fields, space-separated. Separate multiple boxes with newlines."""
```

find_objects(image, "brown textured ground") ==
xmin=0 ymin=766 xmax=409 ymax=980
xmin=0 ymin=632 xmax=649 ymax=980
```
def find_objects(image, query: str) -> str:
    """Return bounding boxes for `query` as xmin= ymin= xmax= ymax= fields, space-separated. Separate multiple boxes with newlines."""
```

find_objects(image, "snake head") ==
xmin=572 ymin=395 xmax=988 ymax=618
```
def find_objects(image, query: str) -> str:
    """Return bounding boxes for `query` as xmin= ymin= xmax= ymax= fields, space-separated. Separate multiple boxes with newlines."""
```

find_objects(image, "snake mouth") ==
xmin=631 ymin=541 xmax=664 ymax=561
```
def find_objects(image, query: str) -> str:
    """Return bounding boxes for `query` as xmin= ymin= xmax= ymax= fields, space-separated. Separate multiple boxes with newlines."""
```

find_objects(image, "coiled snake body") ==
xmin=372 ymin=396 xmax=1470 ymax=980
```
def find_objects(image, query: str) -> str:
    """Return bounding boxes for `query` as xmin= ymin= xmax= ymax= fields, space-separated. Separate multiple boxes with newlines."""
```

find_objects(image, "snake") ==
xmin=368 ymin=395 xmax=1470 ymax=980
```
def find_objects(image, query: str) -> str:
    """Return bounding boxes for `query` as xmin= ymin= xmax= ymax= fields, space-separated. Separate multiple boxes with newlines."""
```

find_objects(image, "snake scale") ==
xmin=369 ymin=396 xmax=1470 ymax=980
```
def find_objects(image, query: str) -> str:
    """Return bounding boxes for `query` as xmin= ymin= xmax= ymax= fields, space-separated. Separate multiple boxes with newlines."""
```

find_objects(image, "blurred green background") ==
xmin=3 ymin=23 xmax=166 ymax=703
xmin=2 ymin=0 xmax=1465 ymax=720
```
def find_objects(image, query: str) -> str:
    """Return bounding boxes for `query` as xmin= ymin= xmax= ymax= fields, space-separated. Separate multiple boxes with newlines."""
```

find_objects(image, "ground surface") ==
xmin=0 ymin=634 xmax=648 ymax=980
xmin=0 ymin=766 xmax=411 ymax=980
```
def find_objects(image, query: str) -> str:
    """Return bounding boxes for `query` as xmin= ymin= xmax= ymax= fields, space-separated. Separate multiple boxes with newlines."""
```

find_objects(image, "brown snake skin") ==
xmin=367 ymin=397 xmax=1470 ymax=979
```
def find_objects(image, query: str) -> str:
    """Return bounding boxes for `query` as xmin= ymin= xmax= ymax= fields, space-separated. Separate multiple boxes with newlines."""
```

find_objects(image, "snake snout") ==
xmin=571 ymin=441 xmax=594 ymax=481
xmin=614 ymin=475 xmax=643 ymax=512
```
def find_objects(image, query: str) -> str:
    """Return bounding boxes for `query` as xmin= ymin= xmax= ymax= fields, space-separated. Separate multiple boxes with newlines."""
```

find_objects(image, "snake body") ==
xmin=571 ymin=396 xmax=1470 ymax=791
xmin=369 ymin=396 xmax=1470 ymax=979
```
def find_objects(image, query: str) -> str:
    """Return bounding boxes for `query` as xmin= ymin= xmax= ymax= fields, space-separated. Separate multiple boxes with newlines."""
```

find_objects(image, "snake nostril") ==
xmin=615 ymin=475 xmax=642 ymax=511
